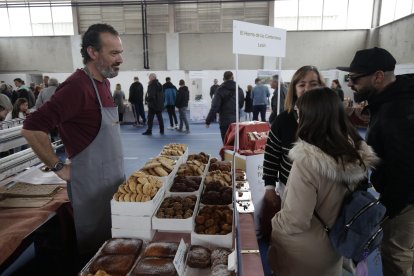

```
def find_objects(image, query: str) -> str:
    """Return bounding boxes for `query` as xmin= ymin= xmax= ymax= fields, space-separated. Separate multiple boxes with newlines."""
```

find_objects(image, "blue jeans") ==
xmin=178 ymin=107 xmax=189 ymax=130
xmin=253 ymin=105 xmax=267 ymax=121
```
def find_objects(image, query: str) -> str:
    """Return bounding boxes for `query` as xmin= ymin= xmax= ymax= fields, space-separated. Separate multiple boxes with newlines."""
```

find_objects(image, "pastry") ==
xmin=144 ymin=242 xmax=179 ymax=258
xmin=89 ymin=254 xmax=136 ymax=276
xmin=211 ymin=248 xmax=232 ymax=267
xmin=211 ymin=264 xmax=231 ymax=276
xmin=130 ymin=257 xmax=177 ymax=276
xmin=101 ymin=238 xmax=143 ymax=255
xmin=186 ymin=245 xmax=211 ymax=268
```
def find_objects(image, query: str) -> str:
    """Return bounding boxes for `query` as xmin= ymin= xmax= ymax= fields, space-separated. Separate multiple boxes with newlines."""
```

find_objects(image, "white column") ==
xmin=166 ymin=33 xmax=180 ymax=70
xmin=70 ymin=35 xmax=83 ymax=71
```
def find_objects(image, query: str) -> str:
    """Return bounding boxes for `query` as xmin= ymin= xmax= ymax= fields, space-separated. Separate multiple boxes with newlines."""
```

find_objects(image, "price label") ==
xmin=173 ymin=239 xmax=187 ymax=276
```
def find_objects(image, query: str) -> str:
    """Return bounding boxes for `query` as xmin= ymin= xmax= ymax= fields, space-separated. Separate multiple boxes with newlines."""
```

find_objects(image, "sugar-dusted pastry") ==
xmin=130 ymin=257 xmax=177 ymax=276
xmin=186 ymin=245 xmax=211 ymax=268
xmin=89 ymin=254 xmax=136 ymax=276
xmin=101 ymin=238 xmax=143 ymax=256
xmin=143 ymin=242 xmax=179 ymax=258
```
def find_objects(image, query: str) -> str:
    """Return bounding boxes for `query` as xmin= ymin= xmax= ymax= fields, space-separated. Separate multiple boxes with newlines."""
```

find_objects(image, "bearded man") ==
xmin=22 ymin=23 xmax=125 ymax=263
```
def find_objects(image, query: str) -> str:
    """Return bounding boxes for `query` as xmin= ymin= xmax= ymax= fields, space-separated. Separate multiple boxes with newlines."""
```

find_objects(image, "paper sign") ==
xmin=173 ymin=239 xmax=187 ymax=276
xmin=233 ymin=20 xmax=286 ymax=57
xmin=228 ymin=249 xmax=237 ymax=272
xmin=189 ymin=71 xmax=208 ymax=79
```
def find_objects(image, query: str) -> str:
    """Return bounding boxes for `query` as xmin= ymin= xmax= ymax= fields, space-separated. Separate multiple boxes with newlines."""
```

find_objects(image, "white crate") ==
xmin=152 ymin=194 xmax=199 ymax=232
xmin=111 ymin=227 xmax=155 ymax=241
xmin=191 ymin=230 xmax=233 ymax=249
xmin=111 ymin=214 xmax=152 ymax=230
xmin=110 ymin=187 xmax=164 ymax=216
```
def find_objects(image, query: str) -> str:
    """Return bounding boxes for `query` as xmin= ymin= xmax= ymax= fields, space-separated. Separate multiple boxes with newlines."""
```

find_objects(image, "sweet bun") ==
xmin=101 ymin=238 xmax=143 ymax=255
xmin=89 ymin=254 xmax=135 ymax=276
xmin=186 ymin=245 xmax=211 ymax=268
xmin=144 ymin=242 xmax=179 ymax=258
xmin=130 ymin=257 xmax=177 ymax=276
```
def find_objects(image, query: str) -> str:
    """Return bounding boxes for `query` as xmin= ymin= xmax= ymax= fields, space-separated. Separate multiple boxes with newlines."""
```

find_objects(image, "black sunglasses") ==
xmin=347 ymin=72 xmax=373 ymax=83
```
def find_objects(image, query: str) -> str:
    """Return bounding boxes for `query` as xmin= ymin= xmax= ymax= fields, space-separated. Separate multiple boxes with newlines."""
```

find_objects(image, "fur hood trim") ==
xmin=289 ymin=140 xmax=379 ymax=185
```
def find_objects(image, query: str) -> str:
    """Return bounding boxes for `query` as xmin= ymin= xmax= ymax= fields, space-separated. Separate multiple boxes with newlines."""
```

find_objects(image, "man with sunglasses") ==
xmin=338 ymin=47 xmax=414 ymax=276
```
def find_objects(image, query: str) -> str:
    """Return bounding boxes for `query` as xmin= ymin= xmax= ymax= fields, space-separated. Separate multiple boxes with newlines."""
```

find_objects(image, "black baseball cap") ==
xmin=337 ymin=47 xmax=396 ymax=74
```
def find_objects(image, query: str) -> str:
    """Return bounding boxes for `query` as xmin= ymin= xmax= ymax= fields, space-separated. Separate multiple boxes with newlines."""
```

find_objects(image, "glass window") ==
xmin=322 ymin=0 xmax=348 ymax=30
xmin=298 ymin=0 xmax=323 ymax=30
xmin=380 ymin=0 xmax=396 ymax=25
xmin=347 ymin=0 xmax=373 ymax=29
xmin=8 ymin=7 xmax=32 ymax=36
xmin=274 ymin=0 xmax=299 ymax=30
xmin=395 ymin=0 xmax=412 ymax=20
xmin=52 ymin=6 xmax=74 ymax=35
xmin=30 ymin=7 xmax=54 ymax=36
xmin=0 ymin=2 xmax=74 ymax=37
xmin=0 ymin=8 xmax=11 ymax=36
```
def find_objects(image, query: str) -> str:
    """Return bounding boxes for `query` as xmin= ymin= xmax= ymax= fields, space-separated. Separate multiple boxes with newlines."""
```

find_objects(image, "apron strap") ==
xmin=84 ymin=67 xmax=104 ymax=108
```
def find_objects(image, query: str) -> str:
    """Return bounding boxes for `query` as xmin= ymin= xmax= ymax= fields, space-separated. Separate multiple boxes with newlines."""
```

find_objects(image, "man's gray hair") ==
xmin=48 ymin=78 xmax=59 ymax=87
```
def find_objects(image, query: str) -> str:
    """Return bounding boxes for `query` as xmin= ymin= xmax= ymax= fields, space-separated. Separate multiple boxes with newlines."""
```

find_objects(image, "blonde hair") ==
xmin=284 ymin=65 xmax=325 ymax=113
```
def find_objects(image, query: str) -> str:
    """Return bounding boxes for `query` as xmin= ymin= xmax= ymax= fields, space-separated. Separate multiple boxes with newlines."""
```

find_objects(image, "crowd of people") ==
xmin=1 ymin=21 xmax=412 ymax=276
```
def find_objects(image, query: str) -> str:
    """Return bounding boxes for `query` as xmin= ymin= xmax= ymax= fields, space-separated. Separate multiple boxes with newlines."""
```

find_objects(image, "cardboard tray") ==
xmin=152 ymin=194 xmax=200 ymax=232
xmin=111 ymin=187 xmax=164 ymax=216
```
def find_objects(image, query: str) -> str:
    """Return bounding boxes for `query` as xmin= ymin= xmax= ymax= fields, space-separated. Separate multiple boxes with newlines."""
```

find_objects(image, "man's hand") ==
xmin=264 ymin=189 xmax=279 ymax=209
xmin=55 ymin=164 xmax=71 ymax=181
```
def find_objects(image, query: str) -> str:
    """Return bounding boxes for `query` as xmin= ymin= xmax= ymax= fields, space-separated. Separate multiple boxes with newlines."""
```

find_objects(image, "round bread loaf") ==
xmin=211 ymin=248 xmax=231 ymax=267
xmin=101 ymin=238 xmax=143 ymax=256
xmin=211 ymin=264 xmax=231 ymax=276
xmin=131 ymin=257 xmax=176 ymax=276
xmin=187 ymin=245 xmax=211 ymax=268
xmin=144 ymin=242 xmax=179 ymax=258
xmin=89 ymin=254 xmax=136 ymax=276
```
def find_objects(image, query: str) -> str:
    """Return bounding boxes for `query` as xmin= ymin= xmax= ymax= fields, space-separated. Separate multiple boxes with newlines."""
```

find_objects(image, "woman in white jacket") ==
xmin=268 ymin=87 xmax=378 ymax=276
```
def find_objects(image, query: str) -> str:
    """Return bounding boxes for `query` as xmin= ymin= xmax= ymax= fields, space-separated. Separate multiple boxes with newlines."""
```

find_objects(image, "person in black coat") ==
xmin=205 ymin=71 xmax=244 ymax=142
xmin=176 ymin=79 xmax=190 ymax=133
xmin=142 ymin=73 xmax=164 ymax=135
xmin=129 ymin=76 xmax=146 ymax=125
xmin=244 ymin=85 xmax=253 ymax=121
xmin=338 ymin=47 xmax=414 ymax=275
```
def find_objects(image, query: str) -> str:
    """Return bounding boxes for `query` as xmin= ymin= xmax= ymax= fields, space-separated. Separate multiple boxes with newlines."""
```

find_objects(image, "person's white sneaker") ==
xmin=174 ymin=125 xmax=179 ymax=129
xmin=167 ymin=126 xmax=175 ymax=130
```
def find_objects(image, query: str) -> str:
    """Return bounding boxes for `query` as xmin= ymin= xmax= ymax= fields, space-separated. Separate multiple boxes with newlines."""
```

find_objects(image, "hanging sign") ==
xmin=233 ymin=20 xmax=286 ymax=58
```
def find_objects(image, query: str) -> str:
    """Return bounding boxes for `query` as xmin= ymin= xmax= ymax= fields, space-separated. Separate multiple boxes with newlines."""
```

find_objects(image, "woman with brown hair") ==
xmin=268 ymin=87 xmax=378 ymax=275
xmin=261 ymin=66 xmax=324 ymax=241
xmin=5 ymin=97 xmax=29 ymax=120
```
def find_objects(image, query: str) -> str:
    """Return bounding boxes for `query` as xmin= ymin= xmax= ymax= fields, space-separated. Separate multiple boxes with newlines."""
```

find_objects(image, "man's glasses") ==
xmin=347 ymin=72 xmax=373 ymax=83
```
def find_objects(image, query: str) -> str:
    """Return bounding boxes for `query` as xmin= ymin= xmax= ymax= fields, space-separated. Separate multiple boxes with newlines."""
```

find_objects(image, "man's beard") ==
xmin=353 ymin=86 xmax=377 ymax=103
xmin=96 ymin=60 xmax=120 ymax=79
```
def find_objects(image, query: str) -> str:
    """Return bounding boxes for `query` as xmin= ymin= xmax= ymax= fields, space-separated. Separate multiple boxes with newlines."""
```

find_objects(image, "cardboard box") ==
xmin=111 ymin=214 xmax=152 ymax=230
xmin=191 ymin=230 xmax=233 ymax=249
xmin=111 ymin=227 xmax=155 ymax=241
xmin=110 ymin=187 xmax=164 ymax=216
xmin=152 ymin=194 xmax=199 ymax=232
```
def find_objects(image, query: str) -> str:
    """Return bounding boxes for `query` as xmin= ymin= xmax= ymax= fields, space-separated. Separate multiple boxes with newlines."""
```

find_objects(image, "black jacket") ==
xmin=176 ymin=86 xmax=189 ymax=108
xmin=205 ymin=80 xmax=244 ymax=126
xmin=366 ymin=74 xmax=414 ymax=217
xmin=146 ymin=79 xmax=164 ymax=112
xmin=129 ymin=81 xmax=144 ymax=104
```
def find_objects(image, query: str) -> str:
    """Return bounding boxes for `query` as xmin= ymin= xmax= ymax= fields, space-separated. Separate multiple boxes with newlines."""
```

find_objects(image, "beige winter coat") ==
xmin=268 ymin=140 xmax=378 ymax=276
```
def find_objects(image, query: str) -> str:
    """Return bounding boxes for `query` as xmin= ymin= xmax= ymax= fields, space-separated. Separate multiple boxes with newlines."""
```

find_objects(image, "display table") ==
xmin=220 ymin=121 xmax=270 ymax=159
xmin=152 ymin=213 xmax=264 ymax=275
xmin=224 ymin=150 xmax=265 ymax=237
xmin=0 ymin=186 xmax=70 ymax=270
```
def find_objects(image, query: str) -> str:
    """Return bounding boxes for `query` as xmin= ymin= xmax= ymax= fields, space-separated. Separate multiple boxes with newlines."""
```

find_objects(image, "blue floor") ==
xmin=119 ymin=118 xmax=223 ymax=177
xmin=119 ymin=118 xmax=383 ymax=275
